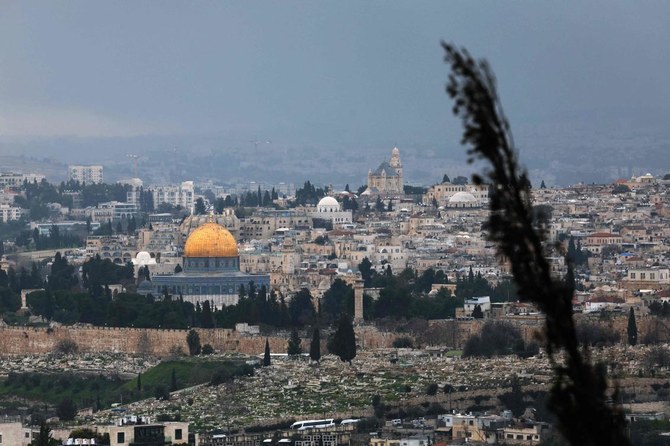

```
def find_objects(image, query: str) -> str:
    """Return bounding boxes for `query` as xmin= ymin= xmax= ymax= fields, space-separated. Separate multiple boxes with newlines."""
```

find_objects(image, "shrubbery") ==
xmin=463 ymin=321 xmax=523 ymax=358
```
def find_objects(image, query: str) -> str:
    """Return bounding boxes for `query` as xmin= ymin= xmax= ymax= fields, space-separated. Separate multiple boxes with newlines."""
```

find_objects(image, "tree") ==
xmin=472 ymin=304 xmax=484 ymax=319
xmin=612 ymin=184 xmax=630 ymax=194
xmin=443 ymin=43 xmax=628 ymax=445
xmin=263 ymin=338 xmax=271 ymax=366
xmin=332 ymin=313 xmax=356 ymax=364
xmin=442 ymin=174 xmax=450 ymax=183
xmin=174 ymin=264 xmax=183 ymax=273
xmin=540 ymin=180 xmax=547 ymax=189
xmin=194 ymin=197 xmax=207 ymax=215
xmin=358 ymin=257 xmax=374 ymax=287
xmin=202 ymin=344 xmax=214 ymax=355
xmin=628 ymin=307 xmax=638 ymax=346
xmin=171 ymin=368 xmax=178 ymax=391
xmin=310 ymin=325 xmax=321 ymax=362
xmin=426 ymin=382 xmax=439 ymax=396
xmin=321 ymin=279 xmax=354 ymax=323
xmin=287 ymin=288 xmax=316 ymax=327
xmin=452 ymin=175 xmax=468 ymax=185
xmin=287 ymin=328 xmax=302 ymax=356
xmin=186 ymin=329 xmax=201 ymax=356
xmin=201 ymin=300 xmax=214 ymax=328
xmin=32 ymin=421 xmax=58 ymax=446
xmin=498 ymin=376 xmax=525 ymax=417
xmin=375 ymin=196 xmax=385 ymax=212
xmin=137 ymin=373 xmax=142 ymax=392
xmin=56 ymin=397 xmax=77 ymax=421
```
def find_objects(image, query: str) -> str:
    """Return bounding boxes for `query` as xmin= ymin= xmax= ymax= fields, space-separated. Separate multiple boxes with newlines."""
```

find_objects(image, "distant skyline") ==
xmin=2 ymin=2 xmax=670 ymax=181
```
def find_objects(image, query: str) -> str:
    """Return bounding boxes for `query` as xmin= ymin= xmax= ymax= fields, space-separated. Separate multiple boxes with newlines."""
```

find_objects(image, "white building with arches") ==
xmin=308 ymin=196 xmax=353 ymax=225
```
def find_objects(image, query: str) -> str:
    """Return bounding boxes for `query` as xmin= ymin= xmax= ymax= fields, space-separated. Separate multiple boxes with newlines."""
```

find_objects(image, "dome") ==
xmin=132 ymin=251 xmax=156 ymax=266
xmin=184 ymin=222 xmax=239 ymax=258
xmin=449 ymin=191 xmax=477 ymax=203
xmin=136 ymin=251 xmax=152 ymax=262
xmin=318 ymin=196 xmax=339 ymax=207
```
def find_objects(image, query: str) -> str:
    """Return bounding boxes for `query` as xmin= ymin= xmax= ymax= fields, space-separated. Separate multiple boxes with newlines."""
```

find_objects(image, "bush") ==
xmin=463 ymin=321 xmax=523 ymax=357
xmin=392 ymin=336 xmax=414 ymax=349
xmin=575 ymin=321 xmax=620 ymax=346
xmin=644 ymin=346 xmax=670 ymax=369
xmin=154 ymin=385 xmax=170 ymax=401
xmin=426 ymin=383 xmax=439 ymax=396
xmin=202 ymin=344 xmax=214 ymax=355
xmin=56 ymin=397 xmax=77 ymax=421
xmin=55 ymin=339 xmax=79 ymax=355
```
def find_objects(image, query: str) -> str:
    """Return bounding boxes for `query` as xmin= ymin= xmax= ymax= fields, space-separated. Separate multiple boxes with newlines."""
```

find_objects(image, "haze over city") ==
xmin=2 ymin=1 xmax=670 ymax=186
xmin=4 ymin=3 xmax=670 ymax=446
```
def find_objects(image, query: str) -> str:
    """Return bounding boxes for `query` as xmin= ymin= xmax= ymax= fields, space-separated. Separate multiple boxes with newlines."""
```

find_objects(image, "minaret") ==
xmin=354 ymin=279 xmax=365 ymax=322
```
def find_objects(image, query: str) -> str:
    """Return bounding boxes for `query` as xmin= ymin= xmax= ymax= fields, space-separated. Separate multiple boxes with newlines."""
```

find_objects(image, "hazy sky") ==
xmin=1 ymin=1 xmax=669 ymax=152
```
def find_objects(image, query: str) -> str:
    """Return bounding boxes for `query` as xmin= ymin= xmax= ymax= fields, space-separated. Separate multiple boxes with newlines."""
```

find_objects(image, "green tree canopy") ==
xmin=186 ymin=329 xmax=201 ymax=356
xmin=310 ymin=325 xmax=321 ymax=362
xmin=287 ymin=328 xmax=302 ymax=356
xmin=331 ymin=313 xmax=356 ymax=364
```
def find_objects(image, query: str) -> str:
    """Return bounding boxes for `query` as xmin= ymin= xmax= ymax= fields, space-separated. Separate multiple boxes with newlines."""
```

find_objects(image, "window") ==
xmin=641 ymin=273 xmax=646 ymax=279
xmin=117 ymin=432 xmax=125 ymax=443
xmin=651 ymin=273 xmax=656 ymax=280
xmin=631 ymin=273 xmax=636 ymax=279
xmin=175 ymin=429 xmax=183 ymax=440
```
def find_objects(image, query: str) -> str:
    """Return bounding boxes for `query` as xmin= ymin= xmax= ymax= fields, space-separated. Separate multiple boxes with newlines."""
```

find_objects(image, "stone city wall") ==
xmin=0 ymin=325 xmax=399 ymax=357
xmin=0 ymin=313 xmax=654 ymax=357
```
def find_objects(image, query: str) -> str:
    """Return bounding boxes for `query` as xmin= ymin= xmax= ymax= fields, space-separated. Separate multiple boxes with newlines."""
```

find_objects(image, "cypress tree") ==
xmin=201 ymin=300 xmax=214 ymax=328
xmin=287 ymin=328 xmax=302 ymax=357
xmin=310 ymin=325 xmax=321 ymax=362
xmin=333 ymin=313 xmax=356 ymax=364
xmin=628 ymin=307 xmax=638 ymax=346
xmin=137 ymin=373 xmax=142 ymax=392
xmin=171 ymin=368 xmax=178 ymax=391
xmin=263 ymin=338 xmax=271 ymax=366
xmin=472 ymin=304 xmax=484 ymax=319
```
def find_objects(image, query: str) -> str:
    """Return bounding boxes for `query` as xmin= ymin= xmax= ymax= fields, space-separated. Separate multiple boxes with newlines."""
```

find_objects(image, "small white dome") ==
xmin=133 ymin=251 xmax=156 ymax=266
xmin=318 ymin=196 xmax=339 ymax=207
xmin=136 ymin=251 xmax=152 ymax=262
xmin=449 ymin=192 xmax=477 ymax=203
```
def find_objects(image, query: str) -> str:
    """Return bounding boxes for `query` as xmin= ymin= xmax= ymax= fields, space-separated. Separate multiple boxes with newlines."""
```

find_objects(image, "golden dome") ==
xmin=183 ymin=222 xmax=238 ymax=258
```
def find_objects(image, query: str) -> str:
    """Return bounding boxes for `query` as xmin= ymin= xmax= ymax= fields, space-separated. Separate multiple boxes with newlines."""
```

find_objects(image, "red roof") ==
xmin=587 ymin=232 xmax=619 ymax=238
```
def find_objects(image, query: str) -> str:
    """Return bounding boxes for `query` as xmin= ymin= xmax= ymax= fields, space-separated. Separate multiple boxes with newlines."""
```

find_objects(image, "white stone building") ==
xmin=68 ymin=165 xmax=103 ymax=184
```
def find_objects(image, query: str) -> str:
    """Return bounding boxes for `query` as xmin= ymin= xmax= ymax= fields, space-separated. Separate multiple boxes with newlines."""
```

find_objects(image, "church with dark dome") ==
xmin=146 ymin=221 xmax=270 ymax=308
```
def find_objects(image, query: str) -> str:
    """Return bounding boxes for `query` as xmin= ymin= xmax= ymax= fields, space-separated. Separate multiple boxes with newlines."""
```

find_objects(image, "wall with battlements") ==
xmin=0 ymin=325 xmax=398 ymax=357
xmin=0 ymin=313 xmax=656 ymax=357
